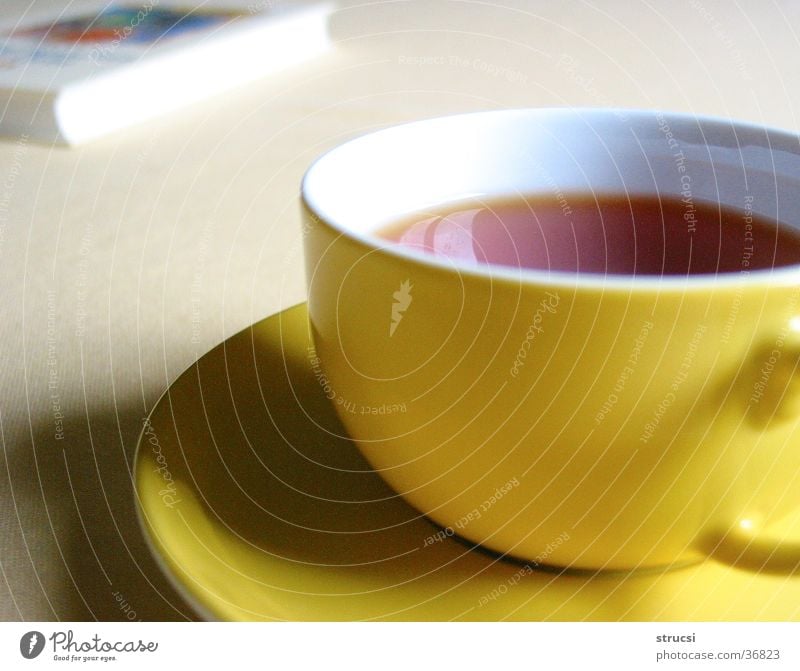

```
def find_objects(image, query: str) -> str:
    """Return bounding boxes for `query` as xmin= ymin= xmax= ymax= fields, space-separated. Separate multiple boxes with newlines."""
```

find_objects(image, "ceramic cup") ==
xmin=301 ymin=108 xmax=800 ymax=572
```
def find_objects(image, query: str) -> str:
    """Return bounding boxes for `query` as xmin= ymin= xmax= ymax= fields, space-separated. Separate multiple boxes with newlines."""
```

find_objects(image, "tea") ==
xmin=377 ymin=194 xmax=800 ymax=275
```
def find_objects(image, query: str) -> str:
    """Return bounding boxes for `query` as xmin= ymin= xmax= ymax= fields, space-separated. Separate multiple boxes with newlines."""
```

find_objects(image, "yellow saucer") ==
xmin=135 ymin=304 xmax=800 ymax=621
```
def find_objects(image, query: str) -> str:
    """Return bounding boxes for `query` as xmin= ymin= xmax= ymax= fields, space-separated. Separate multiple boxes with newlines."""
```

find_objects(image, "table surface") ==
xmin=2 ymin=0 xmax=800 ymax=621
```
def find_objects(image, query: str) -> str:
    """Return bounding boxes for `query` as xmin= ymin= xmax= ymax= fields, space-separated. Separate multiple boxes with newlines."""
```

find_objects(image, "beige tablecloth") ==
xmin=2 ymin=0 xmax=799 ymax=621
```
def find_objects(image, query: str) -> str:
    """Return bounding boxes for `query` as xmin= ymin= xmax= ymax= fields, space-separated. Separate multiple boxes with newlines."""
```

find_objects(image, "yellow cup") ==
xmin=301 ymin=109 xmax=800 ymax=572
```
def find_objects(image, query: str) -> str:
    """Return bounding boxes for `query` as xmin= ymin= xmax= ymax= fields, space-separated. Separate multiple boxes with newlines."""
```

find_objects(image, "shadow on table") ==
xmin=3 ymin=397 xmax=197 ymax=621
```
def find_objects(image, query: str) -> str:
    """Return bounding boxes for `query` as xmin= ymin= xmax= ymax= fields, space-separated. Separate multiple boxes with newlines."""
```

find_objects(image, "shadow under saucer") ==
xmin=135 ymin=304 xmax=800 ymax=621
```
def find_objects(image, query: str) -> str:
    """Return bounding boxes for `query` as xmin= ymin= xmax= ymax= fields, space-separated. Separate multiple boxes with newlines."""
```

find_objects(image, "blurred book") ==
xmin=0 ymin=1 xmax=332 ymax=145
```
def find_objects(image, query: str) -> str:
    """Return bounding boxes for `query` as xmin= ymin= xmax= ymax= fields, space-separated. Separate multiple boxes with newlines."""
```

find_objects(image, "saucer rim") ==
xmin=130 ymin=305 xmax=312 ymax=621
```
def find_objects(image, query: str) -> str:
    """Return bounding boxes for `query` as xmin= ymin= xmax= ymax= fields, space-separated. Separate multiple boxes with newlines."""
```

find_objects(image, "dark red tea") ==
xmin=376 ymin=194 xmax=800 ymax=275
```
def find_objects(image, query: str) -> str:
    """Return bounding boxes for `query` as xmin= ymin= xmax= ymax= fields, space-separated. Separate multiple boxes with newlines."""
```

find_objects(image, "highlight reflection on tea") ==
xmin=376 ymin=194 xmax=800 ymax=275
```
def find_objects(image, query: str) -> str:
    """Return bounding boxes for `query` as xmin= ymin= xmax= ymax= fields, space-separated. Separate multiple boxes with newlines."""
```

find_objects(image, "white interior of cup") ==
xmin=302 ymin=108 xmax=800 ymax=284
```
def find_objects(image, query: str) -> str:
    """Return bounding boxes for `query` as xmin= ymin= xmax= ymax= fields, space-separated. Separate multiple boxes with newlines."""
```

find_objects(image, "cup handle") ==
xmin=747 ymin=324 xmax=800 ymax=426
xmin=700 ymin=523 xmax=800 ymax=574
xmin=700 ymin=321 xmax=800 ymax=573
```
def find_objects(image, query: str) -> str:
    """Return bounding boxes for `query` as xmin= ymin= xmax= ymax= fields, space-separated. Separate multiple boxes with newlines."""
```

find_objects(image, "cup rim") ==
xmin=301 ymin=107 xmax=800 ymax=291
